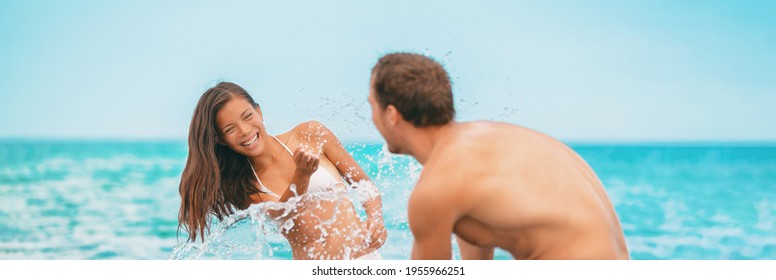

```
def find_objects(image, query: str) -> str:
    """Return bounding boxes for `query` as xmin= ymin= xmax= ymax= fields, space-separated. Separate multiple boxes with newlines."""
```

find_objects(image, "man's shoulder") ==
xmin=428 ymin=122 xmax=506 ymax=162
xmin=410 ymin=165 xmax=476 ymax=219
xmin=427 ymin=121 xmax=534 ymax=176
xmin=410 ymin=172 xmax=462 ymax=208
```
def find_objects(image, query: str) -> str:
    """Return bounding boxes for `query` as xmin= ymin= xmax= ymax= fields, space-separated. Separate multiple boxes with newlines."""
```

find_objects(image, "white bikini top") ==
xmin=248 ymin=135 xmax=343 ymax=199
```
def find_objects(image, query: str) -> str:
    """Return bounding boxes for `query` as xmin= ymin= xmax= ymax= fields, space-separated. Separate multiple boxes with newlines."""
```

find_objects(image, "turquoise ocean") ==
xmin=1 ymin=140 xmax=775 ymax=259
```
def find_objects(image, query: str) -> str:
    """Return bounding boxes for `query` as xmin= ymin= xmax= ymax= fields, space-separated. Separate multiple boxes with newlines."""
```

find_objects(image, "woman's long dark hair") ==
xmin=178 ymin=82 xmax=261 ymax=242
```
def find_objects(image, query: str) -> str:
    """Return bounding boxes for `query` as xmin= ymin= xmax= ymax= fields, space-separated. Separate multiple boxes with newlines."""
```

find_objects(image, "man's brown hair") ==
xmin=371 ymin=52 xmax=455 ymax=127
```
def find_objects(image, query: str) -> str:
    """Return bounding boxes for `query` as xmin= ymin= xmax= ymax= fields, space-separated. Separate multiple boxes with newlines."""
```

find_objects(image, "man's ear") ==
xmin=386 ymin=104 xmax=400 ymax=126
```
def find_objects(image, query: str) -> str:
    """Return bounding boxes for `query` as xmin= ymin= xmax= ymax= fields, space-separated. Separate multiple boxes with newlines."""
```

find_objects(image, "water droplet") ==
xmin=282 ymin=219 xmax=295 ymax=233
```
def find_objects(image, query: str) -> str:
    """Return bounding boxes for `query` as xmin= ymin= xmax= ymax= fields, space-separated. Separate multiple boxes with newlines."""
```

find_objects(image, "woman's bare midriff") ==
xmin=276 ymin=195 xmax=374 ymax=260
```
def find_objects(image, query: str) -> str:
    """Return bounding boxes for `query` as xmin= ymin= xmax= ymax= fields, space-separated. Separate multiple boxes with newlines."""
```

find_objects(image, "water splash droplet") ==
xmin=282 ymin=219 xmax=295 ymax=233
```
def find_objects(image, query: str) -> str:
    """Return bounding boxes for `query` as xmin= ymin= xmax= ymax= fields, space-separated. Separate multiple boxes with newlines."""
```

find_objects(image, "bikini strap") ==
xmin=248 ymin=135 xmax=305 ymax=199
xmin=248 ymin=160 xmax=281 ymax=199
xmin=271 ymin=135 xmax=294 ymax=156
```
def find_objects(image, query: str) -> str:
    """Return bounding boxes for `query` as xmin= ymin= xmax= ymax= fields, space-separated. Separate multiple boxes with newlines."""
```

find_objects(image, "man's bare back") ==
xmin=408 ymin=121 xmax=629 ymax=259
xmin=368 ymin=52 xmax=628 ymax=259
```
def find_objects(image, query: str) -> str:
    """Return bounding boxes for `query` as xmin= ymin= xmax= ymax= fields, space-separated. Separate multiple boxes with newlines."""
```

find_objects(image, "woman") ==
xmin=178 ymin=82 xmax=386 ymax=260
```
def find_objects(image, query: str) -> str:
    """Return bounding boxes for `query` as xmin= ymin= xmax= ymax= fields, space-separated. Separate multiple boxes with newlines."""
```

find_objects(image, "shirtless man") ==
xmin=367 ymin=52 xmax=629 ymax=259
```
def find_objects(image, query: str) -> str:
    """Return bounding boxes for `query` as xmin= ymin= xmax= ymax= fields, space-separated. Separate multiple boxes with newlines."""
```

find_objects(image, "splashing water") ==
xmin=168 ymin=142 xmax=428 ymax=260
xmin=169 ymin=182 xmax=383 ymax=260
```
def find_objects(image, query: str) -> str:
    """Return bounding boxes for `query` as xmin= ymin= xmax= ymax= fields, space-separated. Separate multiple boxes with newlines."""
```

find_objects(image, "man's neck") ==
xmin=404 ymin=122 xmax=454 ymax=165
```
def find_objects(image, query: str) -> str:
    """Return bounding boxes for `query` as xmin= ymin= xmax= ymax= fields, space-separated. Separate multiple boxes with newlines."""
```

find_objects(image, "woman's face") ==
xmin=215 ymin=97 xmax=267 ymax=157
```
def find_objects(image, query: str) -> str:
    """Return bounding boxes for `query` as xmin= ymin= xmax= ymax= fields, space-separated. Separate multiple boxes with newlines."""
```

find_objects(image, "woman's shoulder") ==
xmin=296 ymin=120 xmax=327 ymax=132
xmin=275 ymin=121 xmax=332 ymax=151
xmin=285 ymin=120 xmax=328 ymax=138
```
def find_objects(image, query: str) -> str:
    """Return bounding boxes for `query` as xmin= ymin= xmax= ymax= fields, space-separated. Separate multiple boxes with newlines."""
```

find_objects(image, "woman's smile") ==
xmin=240 ymin=133 xmax=259 ymax=148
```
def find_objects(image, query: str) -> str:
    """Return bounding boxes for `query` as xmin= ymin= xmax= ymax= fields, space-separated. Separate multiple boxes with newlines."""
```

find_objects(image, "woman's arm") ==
xmin=305 ymin=121 xmax=387 ymax=248
xmin=309 ymin=122 xmax=382 ymax=214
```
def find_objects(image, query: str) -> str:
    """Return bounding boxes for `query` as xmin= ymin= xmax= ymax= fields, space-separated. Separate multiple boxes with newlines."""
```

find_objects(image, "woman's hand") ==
xmin=293 ymin=147 xmax=319 ymax=178
xmin=279 ymin=147 xmax=320 ymax=201
xmin=366 ymin=215 xmax=388 ymax=250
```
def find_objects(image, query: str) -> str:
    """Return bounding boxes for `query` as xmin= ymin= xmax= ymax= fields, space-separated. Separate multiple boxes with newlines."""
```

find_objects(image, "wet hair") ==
xmin=178 ymin=82 xmax=262 ymax=242
xmin=371 ymin=52 xmax=455 ymax=127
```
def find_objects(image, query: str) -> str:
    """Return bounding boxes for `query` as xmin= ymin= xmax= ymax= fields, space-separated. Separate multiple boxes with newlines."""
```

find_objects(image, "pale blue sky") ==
xmin=1 ymin=1 xmax=774 ymax=142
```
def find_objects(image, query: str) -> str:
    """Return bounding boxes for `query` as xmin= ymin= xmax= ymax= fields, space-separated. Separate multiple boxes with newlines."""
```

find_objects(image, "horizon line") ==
xmin=2 ymin=136 xmax=776 ymax=146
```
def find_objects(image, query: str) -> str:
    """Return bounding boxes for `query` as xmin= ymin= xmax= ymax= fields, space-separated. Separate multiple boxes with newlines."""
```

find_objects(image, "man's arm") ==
xmin=408 ymin=180 xmax=459 ymax=259
xmin=456 ymin=235 xmax=495 ymax=260
xmin=408 ymin=140 xmax=485 ymax=260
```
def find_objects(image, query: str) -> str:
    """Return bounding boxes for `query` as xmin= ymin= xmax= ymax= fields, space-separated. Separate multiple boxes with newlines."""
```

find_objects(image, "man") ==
xmin=367 ymin=52 xmax=629 ymax=259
